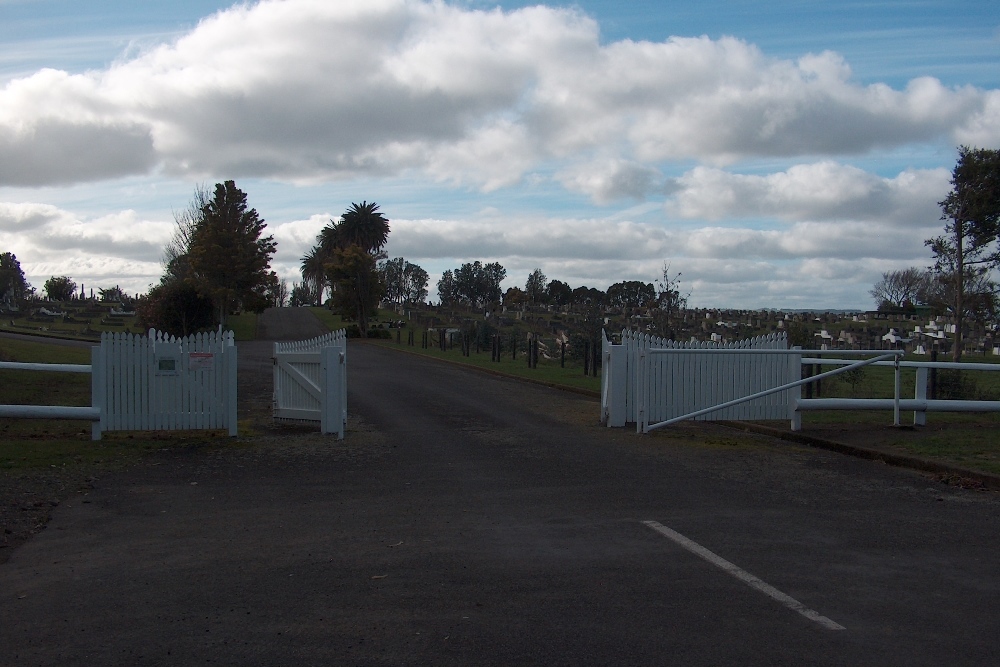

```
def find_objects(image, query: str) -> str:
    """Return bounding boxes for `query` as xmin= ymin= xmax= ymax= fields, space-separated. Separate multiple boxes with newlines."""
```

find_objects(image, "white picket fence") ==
xmin=0 ymin=328 xmax=237 ymax=439
xmin=272 ymin=330 xmax=347 ymax=438
xmin=602 ymin=330 xmax=794 ymax=429
xmin=96 ymin=329 xmax=237 ymax=436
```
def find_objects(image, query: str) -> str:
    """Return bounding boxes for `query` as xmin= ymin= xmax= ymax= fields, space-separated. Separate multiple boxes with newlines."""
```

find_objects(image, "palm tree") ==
xmin=300 ymin=245 xmax=328 ymax=306
xmin=331 ymin=201 xmax=390 ymax=253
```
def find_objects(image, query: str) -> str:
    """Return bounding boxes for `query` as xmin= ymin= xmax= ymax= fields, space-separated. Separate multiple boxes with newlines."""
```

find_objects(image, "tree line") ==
xmin=1 ymin=252 xmax=134 ymax=307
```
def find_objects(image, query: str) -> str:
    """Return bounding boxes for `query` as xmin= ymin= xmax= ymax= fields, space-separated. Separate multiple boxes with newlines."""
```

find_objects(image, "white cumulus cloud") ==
xmin=0 ymin=0 xmax=996 ymax=189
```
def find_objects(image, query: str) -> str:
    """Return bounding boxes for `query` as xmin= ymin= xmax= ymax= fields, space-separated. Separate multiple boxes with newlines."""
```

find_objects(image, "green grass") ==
xmin=1 ymin=303 xmax=140 ymax=340
xmin=367 ymin=334 xmax=601 ymax=394
xmin=309 ymin=307 xmax=349 ymax=331
xmin=227 ymin=312 xmax=258 ymax=341
xmin=801 ymin=354 xmax=1000 ymax=401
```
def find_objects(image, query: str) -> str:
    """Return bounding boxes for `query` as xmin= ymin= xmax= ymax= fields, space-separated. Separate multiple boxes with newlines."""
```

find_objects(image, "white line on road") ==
xmin=642 ymin=520 xmax=845 ymax=631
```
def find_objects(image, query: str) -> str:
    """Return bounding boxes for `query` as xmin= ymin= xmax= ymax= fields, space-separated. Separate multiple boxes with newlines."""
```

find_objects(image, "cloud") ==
xmin=0 ymin=0 xmax=997 ymax=189
xmin=667 ymin=162 xmax=949 ymax=225
xmin=0 ymin=202 xmax=172 ymax=293
xmin=556 ymin=159 xmax=666 ymax=204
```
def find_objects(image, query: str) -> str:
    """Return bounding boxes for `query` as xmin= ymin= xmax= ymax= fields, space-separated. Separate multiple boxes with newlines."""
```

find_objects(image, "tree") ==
xmin=443 ymin=261 xmax=506 ymax=310
xmin=606 ymin=280 xmax=655 ymax=310
xmin=187 ymin=181 xmax=277 ymax=325
xmin=925 ymin=146 xmax=1000 ymax=361
xmin=163 ymin=184 xmax=210 ymax=281
xmin=571 ymin=285 xmax=605 ymax=306
xmin=44 ymin=276 xmax=76 ymax=302
xmin=546 ymin=279 xmax=572 ymax=307
xmin=503 ymin=286 xmax=526 ymax=309
xmin=300 ymin=245 xmax=328 ymax=306
xmin=322 ymin=201 xmax=390 ymax=254
xmin=869 ymin=268 xmax=930 ymax=311
xmin=267 ymin=275 xmax=289 ymax=308
xmin=652 ymin=263 xmax=689 ymax=338
xmin=525 ymin=269 xmax=547 ymax=306
xmin=403 ymin=263 xmax=429 ymax=305
xmin=437 ymin=269 xmax=457 ymax=306
xmin=289 ymin=281 xmax=317 ymax=307
xmin=98 ymin=286 xmax=128 ymax=304
xmin=0 ymin=252 xmax=29 ymax=307
xmin=136 ymin=281 xmax=215 ymax=338
xmin=326 ymin=245 xmax=384 ymax=335
xmin=379 ymin=257 xmax=429 ymax=306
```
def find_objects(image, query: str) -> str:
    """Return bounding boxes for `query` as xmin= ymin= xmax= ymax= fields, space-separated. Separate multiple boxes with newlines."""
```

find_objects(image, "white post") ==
xmin=320 ymin=345 xmax=344 ymax=439
xmin=914 ymin=366 xmax=927 ymax=426
xmin=90 ymin=345 xmax=103 ymax=441
xmin=637 ymin=346 xmax=647 ymax=434
xmin=608 ymin=345 xmax=627 ymax=428
xmin=226 ymin=334 xmax=238 ymax=437
xmin=790 ymin=347 xmax=802 ymax=431
xmin=893 ymin=355 xmax=901 ymax=427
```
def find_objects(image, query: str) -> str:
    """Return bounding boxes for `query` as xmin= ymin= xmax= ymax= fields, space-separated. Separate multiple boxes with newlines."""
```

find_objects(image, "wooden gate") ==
xmin=272 ymin=330 xmax=347 ymax=438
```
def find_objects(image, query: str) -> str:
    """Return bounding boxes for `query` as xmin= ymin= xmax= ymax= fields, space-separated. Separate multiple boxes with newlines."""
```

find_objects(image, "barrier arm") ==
xmin=643 ymin=351 xmax=902 ymax=433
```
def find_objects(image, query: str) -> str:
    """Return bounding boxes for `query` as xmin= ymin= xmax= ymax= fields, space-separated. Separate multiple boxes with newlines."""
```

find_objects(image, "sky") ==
xmin=1 ymin=0 xmax=998 ymax=310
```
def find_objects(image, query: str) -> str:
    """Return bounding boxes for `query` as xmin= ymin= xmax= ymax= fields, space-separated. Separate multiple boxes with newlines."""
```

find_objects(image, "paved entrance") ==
xmin=2 ymin=341 xmax=999 ymax=665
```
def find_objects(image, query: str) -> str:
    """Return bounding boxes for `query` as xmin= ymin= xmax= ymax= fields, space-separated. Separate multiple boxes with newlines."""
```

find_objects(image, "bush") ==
xmin=343 ymin=325 xmax=362 ymax=338
xmin=367 ymin=328 xmax=392 ymax=339
xmin=935 ymin=370 xmax=997 ymax=401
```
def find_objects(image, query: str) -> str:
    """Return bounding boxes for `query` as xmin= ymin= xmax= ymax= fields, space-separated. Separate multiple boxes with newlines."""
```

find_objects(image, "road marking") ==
xmin=642 ymin=520 xmax=846 ymax=631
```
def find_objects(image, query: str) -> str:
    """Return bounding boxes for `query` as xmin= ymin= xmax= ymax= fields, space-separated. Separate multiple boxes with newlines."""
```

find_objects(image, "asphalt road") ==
xmin=1 ymin=340 xmax=999 ymax=665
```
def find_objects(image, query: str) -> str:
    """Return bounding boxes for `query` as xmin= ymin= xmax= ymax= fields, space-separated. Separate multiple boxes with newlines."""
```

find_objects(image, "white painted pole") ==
xmin=893 ymin=355 xmax=901 ymax=427
xmin=914 ymin=367 xmax=928 ymax=426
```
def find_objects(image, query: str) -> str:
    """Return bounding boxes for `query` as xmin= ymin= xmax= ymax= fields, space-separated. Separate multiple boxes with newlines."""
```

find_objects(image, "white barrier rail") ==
xmin=0 ymin=348 xmax=103 ymax=439
xmin=797 ymin=356 xmax=1000 ymax=427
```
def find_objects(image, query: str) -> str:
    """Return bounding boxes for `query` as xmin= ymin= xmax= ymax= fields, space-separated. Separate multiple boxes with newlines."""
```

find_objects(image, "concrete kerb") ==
xmin=724 ymin=420 xmax=1000 ymax=492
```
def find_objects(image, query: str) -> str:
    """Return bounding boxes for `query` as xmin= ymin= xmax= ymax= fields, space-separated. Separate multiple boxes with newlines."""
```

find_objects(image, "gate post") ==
xmin=914 ymin=366 xmax=928 ymax=426
xmin=789 ymin=347 xmax=802 ymax=431
xmin=226 ymin=332 xmax=238 ymax=436
xmin=90 ymin=344 xmax=103 ymax=441
xmin=605 ymin=344 xmax=627 ymax=427
xmin=320 ymin=345 xmax=345 ymax=439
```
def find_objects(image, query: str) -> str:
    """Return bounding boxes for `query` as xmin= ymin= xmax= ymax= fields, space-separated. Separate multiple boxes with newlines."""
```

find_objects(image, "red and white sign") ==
xmin=188 ymin=352 xmax=215 ymax=371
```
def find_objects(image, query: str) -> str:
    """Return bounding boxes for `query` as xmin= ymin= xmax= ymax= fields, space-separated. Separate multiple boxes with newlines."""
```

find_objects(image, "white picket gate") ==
xmin=95 ymin=329 xmax=238 ymax=436
xmin=602 ymin=330 xmax=793 ymax=429
xmin=272 ymin=330 xmax=347 ymax=438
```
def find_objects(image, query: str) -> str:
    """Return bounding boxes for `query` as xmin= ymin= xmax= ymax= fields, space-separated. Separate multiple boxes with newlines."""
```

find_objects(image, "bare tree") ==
xmin=652 ymin=262 xmax=689 ymax=338
xmin=163 ymin=184 xmax=210 ymax=281
xmin=869 ymin=267 xmax=930 ymax=310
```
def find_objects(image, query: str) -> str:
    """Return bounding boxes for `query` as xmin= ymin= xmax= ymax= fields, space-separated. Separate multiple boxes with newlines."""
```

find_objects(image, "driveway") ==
xmin=1 ymin=341 xmax=998 ymax=665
